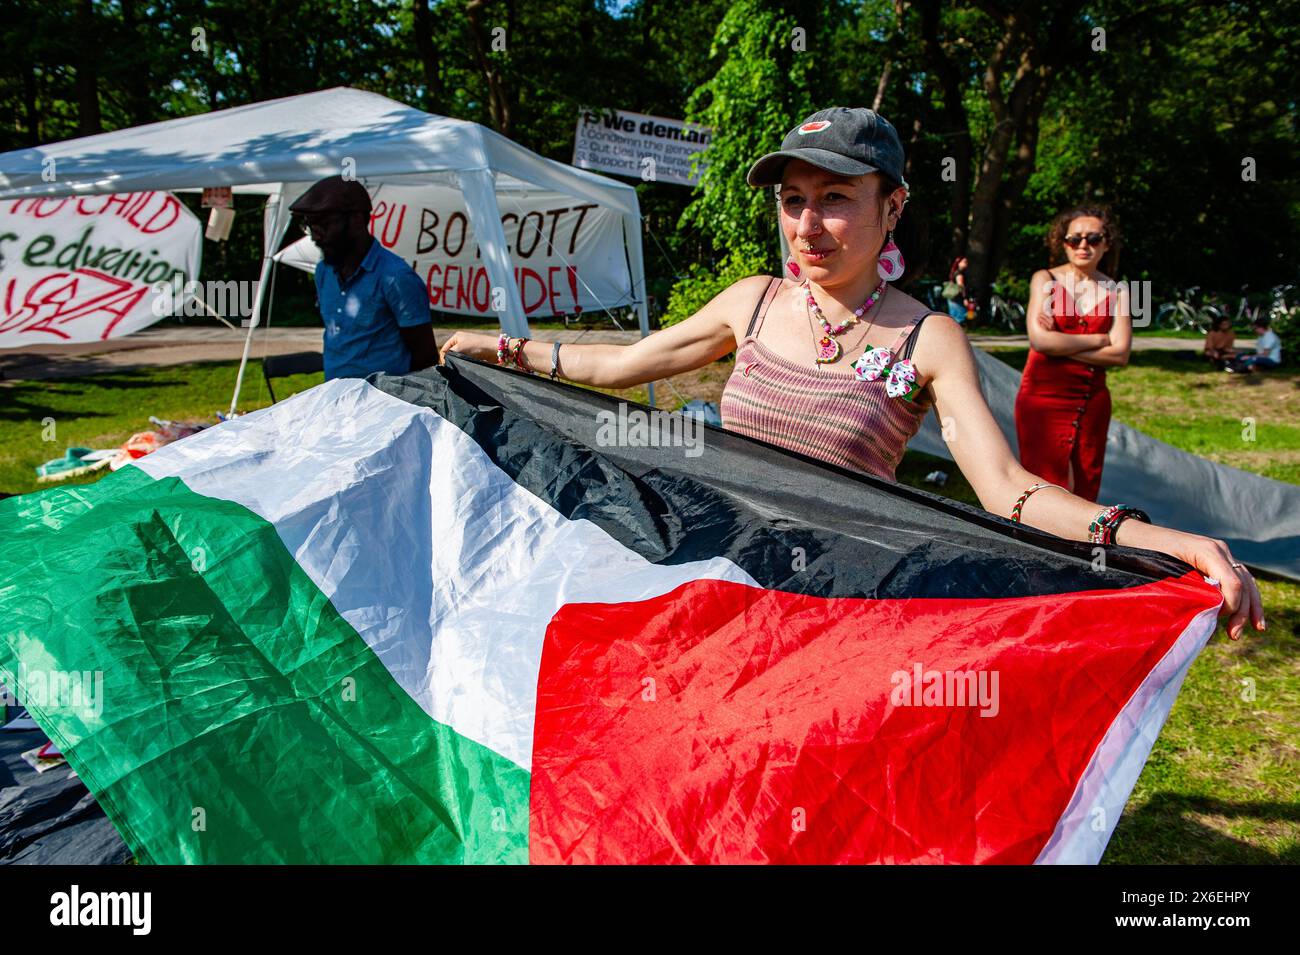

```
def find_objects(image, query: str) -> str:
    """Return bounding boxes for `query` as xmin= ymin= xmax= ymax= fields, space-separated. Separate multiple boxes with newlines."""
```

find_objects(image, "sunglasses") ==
xmin=296 ymin=211 xmax=349 ymax=235
xmin=1063 ymin=232 xmax=1106 ymax=248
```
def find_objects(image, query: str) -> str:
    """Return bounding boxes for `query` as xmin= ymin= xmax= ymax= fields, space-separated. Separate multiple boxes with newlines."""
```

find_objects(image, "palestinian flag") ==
xmin=0 ymin=356 xmax=1221 ymax=864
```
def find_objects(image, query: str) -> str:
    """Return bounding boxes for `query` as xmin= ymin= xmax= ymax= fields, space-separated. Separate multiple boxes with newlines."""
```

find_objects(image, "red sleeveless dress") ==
xmin=1014 ymin=280 xmax=1113 ymax=502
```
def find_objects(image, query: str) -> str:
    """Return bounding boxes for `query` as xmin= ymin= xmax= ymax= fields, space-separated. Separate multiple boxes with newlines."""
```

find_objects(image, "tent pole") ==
xmin=229 ymin=255 xmax=274 ymax=415
xmin=623 ymin=210 xmax=654 ymax=409
xmin=456 ymin=169 xmax=530 ymax=338
xmin=229 ymin=187 xmax=287 ymax=415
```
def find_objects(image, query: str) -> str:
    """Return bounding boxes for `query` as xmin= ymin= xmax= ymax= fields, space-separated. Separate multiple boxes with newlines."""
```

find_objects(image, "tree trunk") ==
xmin=411 ymin=0 xmax=442 ymax=112
xmin=74 ymin=0 xmax=102 ymax=135
xmin=915 ymin=0 xmax=974 ymax=264
xmin=872 ymin=59 xmax=892 ymax=112
xmin=118 ymin=0 xmax=154 ymax=124
xmin=22 ymin=62 xmax=39 ymax=146
xmin=466 ymin=0 xmax=511 ymax=136
xmin=968 ymin=0 xmax=1085 ymax=303
xmin=990 ymin=69 xmax=1051 ymax=288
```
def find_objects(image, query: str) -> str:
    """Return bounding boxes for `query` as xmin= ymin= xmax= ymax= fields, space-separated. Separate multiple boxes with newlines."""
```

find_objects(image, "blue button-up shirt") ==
xmin=314 ymin=238 xmax=431 ymax=380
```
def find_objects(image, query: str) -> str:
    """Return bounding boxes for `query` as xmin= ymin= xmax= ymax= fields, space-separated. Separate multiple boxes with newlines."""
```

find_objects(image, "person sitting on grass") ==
xmin=1204 ymin=315 xmax=1237 ymax=370
xmin=1228 ymin=317 xmax=1282 ymax=373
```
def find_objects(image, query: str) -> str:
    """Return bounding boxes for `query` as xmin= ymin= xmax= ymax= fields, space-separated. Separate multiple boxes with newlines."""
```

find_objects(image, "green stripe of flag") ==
xmin=0 ymin=466 xmax=530 ymax=864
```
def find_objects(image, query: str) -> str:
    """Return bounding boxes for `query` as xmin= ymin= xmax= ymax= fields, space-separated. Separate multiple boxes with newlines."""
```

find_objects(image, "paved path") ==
xmin=0 ymin=325 xmax=1241 ymax=383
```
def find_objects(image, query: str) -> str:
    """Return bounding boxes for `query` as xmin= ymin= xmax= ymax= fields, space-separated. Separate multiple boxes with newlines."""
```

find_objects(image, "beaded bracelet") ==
xmin=496 ymin=333 xmax=510 ymax=366
xmin=1010 ymin=482 xmax=1064 ymax=523
xmin=509 ymin=336 xmax=532 ymax=373
xmin=1088 ymin=504 xmax=1151 ymax=545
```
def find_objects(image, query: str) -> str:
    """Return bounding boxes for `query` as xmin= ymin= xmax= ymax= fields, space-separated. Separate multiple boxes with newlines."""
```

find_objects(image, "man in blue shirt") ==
xmin=289 ymin=177 xmax=437 ymax=380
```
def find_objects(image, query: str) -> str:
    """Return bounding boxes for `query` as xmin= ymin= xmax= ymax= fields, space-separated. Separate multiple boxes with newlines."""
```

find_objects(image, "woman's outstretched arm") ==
xmin=438 ymin=275 xmax=772 ymax=388
xmin=923 ymin=311 xmax=1264 ymax=639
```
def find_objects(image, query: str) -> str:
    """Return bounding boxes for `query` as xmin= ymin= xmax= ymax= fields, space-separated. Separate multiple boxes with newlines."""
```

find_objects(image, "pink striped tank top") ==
xmin=719 ymin=277 xmax=935 ymax=480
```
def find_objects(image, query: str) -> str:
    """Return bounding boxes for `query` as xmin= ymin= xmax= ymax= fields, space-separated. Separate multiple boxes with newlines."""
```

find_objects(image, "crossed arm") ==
xmin=1025 ymin=269 xmax=1132 ymax=367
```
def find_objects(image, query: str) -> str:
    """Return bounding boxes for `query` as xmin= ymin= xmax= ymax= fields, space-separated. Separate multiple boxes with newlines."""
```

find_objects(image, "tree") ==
xmin=662 ymin=0 xmax=818 ymax=324
xmin=2 ymin=0 xmax=1294 ymax=313
xmin=904 ymin=0 xmax=1092 ymax=303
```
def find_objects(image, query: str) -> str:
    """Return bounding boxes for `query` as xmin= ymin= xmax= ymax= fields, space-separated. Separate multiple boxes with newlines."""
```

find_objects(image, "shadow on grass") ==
xmin=1105 ymin=793 xmax=1300 ymax=864
xmin=0 ymin=392 xmax=112 ymax=424
xmin=1230 ymin=597 xmax=1299 ymax=662
xmin=0 ymin=371 xmax=189 ymax=422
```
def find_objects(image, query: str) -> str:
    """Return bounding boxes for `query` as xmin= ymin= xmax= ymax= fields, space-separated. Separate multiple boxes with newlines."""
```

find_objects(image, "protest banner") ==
xmin=0 ymin=192 xmax=201 ymax=347
xmin=278 ymin=186 xmax=635 ymax=319
xmin=572 ymin=108 xmax=711 ymax=187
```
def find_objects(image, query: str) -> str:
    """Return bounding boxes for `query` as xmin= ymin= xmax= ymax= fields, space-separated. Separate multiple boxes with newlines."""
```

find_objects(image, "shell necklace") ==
xmin=805 ymin=279 xmax=887 ymax=363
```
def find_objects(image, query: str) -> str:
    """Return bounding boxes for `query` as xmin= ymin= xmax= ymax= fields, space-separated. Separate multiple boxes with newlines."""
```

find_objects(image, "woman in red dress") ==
xmin=1015 ymin=206 xmax=1132 ymax=502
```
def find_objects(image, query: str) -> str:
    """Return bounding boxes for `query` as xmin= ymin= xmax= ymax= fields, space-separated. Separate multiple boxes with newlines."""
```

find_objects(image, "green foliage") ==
xmin=1272 ymin=308 xmax=1300 ymax=368
xmin=1013 ymin=0 xmax=1300 ymax=294
xmin=677 ymin=0 xmax=814 ymax=262
xmin=662 ymin=0 xmax=817 ymax=324
xmin=660 ymin=248 xmax=769 ymax=327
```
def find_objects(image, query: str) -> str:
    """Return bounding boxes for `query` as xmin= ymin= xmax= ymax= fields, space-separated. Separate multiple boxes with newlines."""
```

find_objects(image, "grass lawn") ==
xmin=1 ymin=349 xmax=1296 ymax=863
xmin=0 ymin=364 xmax=320 ymax=495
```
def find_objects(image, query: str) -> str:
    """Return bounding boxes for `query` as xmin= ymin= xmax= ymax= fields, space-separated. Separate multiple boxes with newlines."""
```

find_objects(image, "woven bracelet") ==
xmin=1010 ymin=482 xmax=1063 ymax=523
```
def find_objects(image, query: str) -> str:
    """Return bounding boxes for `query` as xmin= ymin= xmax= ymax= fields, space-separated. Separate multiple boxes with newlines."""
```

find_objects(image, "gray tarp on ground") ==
xmin=0 ymin=713 xmax=130 ymax=865
xmin=910 ymin=349 xmax=1300 ymax=582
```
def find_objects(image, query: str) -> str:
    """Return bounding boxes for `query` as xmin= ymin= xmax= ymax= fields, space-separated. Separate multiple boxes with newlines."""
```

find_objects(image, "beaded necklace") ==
xmin=805 ymin=279 xmax=887 ymax=363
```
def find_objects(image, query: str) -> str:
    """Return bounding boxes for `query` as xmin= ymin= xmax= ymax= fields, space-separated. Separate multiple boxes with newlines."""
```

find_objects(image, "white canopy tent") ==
xmin=0 ymin=87 xmax=652 ymax=410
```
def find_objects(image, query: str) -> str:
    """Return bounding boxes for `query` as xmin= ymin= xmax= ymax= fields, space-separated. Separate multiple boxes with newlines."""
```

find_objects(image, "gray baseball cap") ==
xmin=746 ymin=107 xmax=908 ymax=189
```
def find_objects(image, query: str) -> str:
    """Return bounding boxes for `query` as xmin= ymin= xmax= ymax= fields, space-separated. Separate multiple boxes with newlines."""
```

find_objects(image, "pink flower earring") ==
xmin=878 ymin=230 xmax=904 ymax=282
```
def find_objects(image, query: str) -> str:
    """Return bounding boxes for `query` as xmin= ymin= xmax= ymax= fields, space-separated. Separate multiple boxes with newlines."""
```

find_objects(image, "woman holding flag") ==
xmin=442 ymin=106 xmax=1264 ymax=640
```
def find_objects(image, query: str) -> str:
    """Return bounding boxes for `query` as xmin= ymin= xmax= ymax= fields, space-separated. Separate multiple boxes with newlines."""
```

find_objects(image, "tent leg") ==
xmin=457 ymin=169 xmax=530 ymax=338
xmin=228 ymin=254 xmax=274 ymax=415
xmin=622 ymin=210 xmax=655 ymax=409
xmin=230 ymin=323 xmax=257 ymax=414
xmin=229 ymin=188 xmax=288 ymax=415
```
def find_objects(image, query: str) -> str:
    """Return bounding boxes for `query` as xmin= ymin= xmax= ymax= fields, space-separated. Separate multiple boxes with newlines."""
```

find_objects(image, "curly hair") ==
xmin=1046 ymin=204 xmax=1121 ymax=273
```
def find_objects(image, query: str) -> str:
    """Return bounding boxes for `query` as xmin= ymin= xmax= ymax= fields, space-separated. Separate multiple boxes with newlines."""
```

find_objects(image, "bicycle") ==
xmin=1226 ymin=285 xmax=1262 ymax=328
xmin=1269 ymin=283 xmax=1298 ymax=323
xmin=987 ymin=286 xmax=1026 ymax=333
xmin=1155 ymin=286 xmax=1218 ymax=333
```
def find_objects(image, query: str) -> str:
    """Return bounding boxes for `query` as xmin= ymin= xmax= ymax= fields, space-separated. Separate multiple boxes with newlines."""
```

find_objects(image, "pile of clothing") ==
xmin=36 ymin=417 xmax=209 ymax=483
